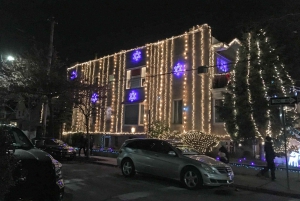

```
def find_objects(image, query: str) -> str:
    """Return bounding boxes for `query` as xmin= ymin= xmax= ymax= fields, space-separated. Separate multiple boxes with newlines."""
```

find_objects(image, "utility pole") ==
xmin=42 ymin=17 xmax=56 ymax=137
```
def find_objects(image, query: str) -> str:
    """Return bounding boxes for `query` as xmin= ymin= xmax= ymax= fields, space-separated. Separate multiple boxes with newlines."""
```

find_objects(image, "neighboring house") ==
xmin=65 ymin=24 xmax=240 ymax=148
xmin=0 ymin=97 xmax=43 ymax=140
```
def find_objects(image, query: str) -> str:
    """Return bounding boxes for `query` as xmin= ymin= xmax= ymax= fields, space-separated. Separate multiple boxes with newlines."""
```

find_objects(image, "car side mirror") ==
xmin=35 ymin=140 xmax=45 ymax=148
xmin=168 ymin=151 xmax=176 ymax=156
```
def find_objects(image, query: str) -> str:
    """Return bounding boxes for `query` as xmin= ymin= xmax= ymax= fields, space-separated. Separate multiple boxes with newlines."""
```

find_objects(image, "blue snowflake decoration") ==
xmin=128 ymin=90 xmax=138 ymax=102
xmin=217 ymin=57 xmax=229 ymax=73
xmin=173 ymin=62 xmax=185 ymax=77
xmin=70 ymin=70 xmax=77 ymax=80
xmin=91 ymin=93 xmax=99 ymax=103
xmin=132 ymin=50 xmax=142 ymax=62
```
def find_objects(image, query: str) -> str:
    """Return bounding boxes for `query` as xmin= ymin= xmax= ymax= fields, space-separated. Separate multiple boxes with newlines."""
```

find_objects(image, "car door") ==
xmin=124 ymin=140 xmax=152 ymax=174
xmin=148 ymin=140 xmax=181 ymax=179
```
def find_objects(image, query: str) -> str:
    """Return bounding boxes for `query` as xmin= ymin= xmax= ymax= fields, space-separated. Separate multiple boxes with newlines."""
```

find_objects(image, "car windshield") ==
xmin=173 ymin=144 xmax=200 ymax=155
xmin=10 ymin=127 xmax=34 ymax=149
xmin=53 ymin=139 xmax=67 ymax=146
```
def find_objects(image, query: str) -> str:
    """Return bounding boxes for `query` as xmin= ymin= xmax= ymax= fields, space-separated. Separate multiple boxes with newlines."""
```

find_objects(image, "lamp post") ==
xmin=7 ymin=56 xmax=15 ymax=61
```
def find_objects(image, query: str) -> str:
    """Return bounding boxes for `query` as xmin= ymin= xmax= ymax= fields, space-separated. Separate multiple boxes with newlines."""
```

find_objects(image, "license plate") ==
xmin=56 ymin=179 xmax=64 ymax=189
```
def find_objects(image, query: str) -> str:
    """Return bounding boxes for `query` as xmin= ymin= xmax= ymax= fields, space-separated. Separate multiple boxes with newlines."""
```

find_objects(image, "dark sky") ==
xmin=1 ymin=0 xmax=300 ymax=65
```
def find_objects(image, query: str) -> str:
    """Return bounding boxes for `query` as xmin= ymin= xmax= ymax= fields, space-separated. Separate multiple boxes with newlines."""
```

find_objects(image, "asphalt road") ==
xmin=61 ymin=161 xmax=300 ymax=201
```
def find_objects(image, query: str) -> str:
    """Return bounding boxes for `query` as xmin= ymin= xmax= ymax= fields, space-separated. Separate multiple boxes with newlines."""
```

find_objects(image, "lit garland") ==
xmin=120 ymin=52 xmax=126 ymax=132
xmin=159 ymin=43 xmax=164 ymax=121
xmin=155 ymin=45 xmax=160 ymax=122
xmin=256 ymin=41 xmax=271 ymax=137
xmin=246 ymin=33 xmax=262 ymax=139
xmin=207 ymin=26 xmax=212 ymax=134
xmin=192 ymin=26 xmax=196 ymax=130
xmin=144 ymin=46 xmax=150 ymax=131
xmin=103 ymin=57 xmax=110 ymax=132
xmin=110 ymin=55 xmax=117 ymax=132
xmin=169 ymin=37 xmax=174 ymax=128
xmin=183 ymin=32 xmax=188 ymax=132
xmin=100 ymin=59 xmax=105 ymax=132
xmin=164 ymin=41 xmax=168 ymax=123
xmin=149 ymin=45 xmax=154 ymax=128
xmin=200 ymin=26 xmax=205 ymax=132
xmin=116 ymin=54 xmax=122 ymax=132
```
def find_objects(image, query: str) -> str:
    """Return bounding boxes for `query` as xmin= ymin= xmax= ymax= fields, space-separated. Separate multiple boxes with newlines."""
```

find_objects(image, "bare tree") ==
xmin=69 ymin=79 xmax=108 ymax=158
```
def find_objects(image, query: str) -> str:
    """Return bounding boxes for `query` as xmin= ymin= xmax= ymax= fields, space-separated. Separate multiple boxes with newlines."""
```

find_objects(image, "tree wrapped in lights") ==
xmin=148 ymin=121 xmax=170 ymax=138
xmin=181 ymin=131 xmax=218 ymax=154
xmin=220 ymin=30 xmax=295 ymax=146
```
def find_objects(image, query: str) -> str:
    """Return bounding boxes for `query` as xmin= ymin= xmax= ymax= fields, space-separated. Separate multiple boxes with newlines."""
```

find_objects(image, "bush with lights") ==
xmin=181 ymin=131 xmax=219 ymax=154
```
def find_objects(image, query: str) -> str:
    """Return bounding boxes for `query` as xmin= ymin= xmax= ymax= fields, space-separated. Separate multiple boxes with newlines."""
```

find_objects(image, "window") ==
xmin=214 ymin=99 xmax=224 ymax=123
xmin=149 ymin=140 xmax=173 ymax=154
xmin=139 ymin=104 xmax=144 ymax=125
xmin=173 ymin=100 xmax=182 ymax=124
xmin=124 ymin=104 xmax=139 ymax=125
xmin=126 ymin=67 xmax=146 ymax=89
xmin=124 ymin=104 xmax=144 ymax=125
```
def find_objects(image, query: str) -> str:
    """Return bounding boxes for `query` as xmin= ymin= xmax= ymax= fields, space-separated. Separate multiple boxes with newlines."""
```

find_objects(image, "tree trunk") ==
xmin=86 ymin=116 xmax=90 ymax=159
xmin=48 ymin=96 xmax=54 ymax=138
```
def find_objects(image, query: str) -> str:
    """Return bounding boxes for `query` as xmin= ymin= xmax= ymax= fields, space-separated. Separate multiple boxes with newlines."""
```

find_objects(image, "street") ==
xmin=61 ymin=161 xmax=300 ymax=201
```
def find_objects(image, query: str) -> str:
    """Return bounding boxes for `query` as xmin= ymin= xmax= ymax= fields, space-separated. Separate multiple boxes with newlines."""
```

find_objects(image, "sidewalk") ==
xmin=85 ymin=155 xmax=300 ymax=198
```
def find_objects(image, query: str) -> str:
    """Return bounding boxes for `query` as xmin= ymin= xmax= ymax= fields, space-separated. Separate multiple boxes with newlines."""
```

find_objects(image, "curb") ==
xmin=232 ymin=184 xmax=300 ymax=199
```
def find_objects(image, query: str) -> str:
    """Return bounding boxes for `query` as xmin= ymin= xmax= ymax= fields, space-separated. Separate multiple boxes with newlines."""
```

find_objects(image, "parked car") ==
xmin=117 ymin=138 xmax=234 ymax=190
xmin=1 ymin=124 xmax=64 ymax=200
xmin=32 ymin=137 xmax=77 ymax=160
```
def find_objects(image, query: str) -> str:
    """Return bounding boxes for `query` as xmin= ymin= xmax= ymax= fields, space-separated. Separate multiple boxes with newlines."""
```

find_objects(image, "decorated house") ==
xmin=65 ymin=24 xmax=240 ymax=149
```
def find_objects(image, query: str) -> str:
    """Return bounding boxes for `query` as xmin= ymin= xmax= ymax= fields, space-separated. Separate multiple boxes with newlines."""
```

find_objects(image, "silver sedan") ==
xmin=117 ymin=138 xmax=234 ymax=190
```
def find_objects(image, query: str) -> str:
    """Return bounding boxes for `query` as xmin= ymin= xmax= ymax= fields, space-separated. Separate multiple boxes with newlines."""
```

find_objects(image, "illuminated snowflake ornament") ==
xmin=70 ymin=70 xmax=77 ymax=80
xmin=91 ymin=93 xmax=99 ymax=103
xmin=132 ymin=50 xmax=142 ymax=62
xmin=217 ymin=57 xmax=229 ymax=73
xmin=129 ymin=91 xmax=137 ymax=102
xmin=173 ymin=63 xmax=184 ymax=76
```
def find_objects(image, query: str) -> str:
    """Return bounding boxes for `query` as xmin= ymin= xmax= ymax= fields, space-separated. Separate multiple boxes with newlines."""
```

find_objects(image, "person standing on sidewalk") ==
xmin=258 ymin=136 xmax=276 ymax=181
xmin=218 ymin=142 xmax=229 ymax=164
xmin=78 ymin=135 xmax=87 ymax=156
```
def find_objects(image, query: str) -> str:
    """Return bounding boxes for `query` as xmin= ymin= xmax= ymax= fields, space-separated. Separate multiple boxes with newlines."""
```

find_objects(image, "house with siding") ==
xmin=65 ymin=24 xmax=240 ymax=149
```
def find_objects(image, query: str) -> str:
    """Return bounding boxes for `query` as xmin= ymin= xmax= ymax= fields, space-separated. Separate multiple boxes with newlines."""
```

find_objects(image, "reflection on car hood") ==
xmin=185 ymin=154 xmax=226 ymax=166
xmin=51 ymin=145 xmax=75 ymax=151
xmin=14 ymin=148 xmax=51 ymax=162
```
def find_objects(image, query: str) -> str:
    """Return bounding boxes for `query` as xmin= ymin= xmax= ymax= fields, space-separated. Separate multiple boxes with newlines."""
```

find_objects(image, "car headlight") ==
xmin=199 ymin=163 xmax=217 ymax=174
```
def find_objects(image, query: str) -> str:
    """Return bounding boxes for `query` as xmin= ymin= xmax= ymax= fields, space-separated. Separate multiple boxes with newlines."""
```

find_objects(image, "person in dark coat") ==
xmin=78 ymin=135 xmax=87 ymax=156
xmin=258 ymin=136 xmax=276 ymax=181
xmin=219 ymin=142 xmax=229 ymax=164
xmin=89 ymin=135 xmax=94 ymax=156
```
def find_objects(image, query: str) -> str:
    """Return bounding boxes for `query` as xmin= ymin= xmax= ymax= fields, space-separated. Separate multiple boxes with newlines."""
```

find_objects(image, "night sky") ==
xmin=1 ymin=0 xmax=300 ymax=65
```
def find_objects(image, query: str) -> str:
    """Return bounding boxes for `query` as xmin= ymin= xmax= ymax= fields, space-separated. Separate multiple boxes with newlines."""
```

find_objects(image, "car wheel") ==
xmin=181 ymin=167 xmax=203 ymax=190
xmin=121 ymin=159 xmax=136 ymax=177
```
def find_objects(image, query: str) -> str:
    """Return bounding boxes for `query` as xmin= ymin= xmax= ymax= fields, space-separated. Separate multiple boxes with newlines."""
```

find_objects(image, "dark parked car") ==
xmin=32 ymin=138 xmax=77 ymax=160
xmin=1 ymin=124 xmax=64 ymax=201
